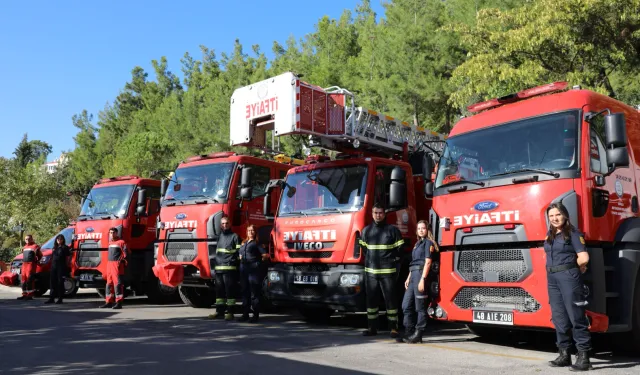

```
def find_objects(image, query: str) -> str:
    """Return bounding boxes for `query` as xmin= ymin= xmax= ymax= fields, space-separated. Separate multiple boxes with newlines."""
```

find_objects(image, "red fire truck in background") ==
xmin=152 ymin=152 xmax=294 ymax=308
xmin=229 ymin=72 xmax=446 ymax=320
xmin=72 ymin=175 xmax=177 ymax=303
xmin=425 ymin=82 xmax=640 ymax=352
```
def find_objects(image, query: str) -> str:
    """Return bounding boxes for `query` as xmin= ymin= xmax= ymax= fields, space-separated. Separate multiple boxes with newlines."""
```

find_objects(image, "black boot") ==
xmin=570 ymin=351 xmax=593 ymax=371
xmin=548 ymin=347 xmax=572 ymax=367
xmin=249 ymin=312 xmax=259 ymax=323
xmin=362 ymin=328 xmax=377 ymax=336
xmin=17 ymin=295 xmax=26 ymax=300
xmin=99 ymin=302 xmax=114 ymax=309
xmin=55 ymin=299 xmax=63 ymax=304
xmin=238 ymin=314 xmax=250 ymax=322
xmin=396 ymin=329 xmax=411 ymax=343
xmin=44 ymin=298 xmax=54 ymax=304
xmin=406 ymin=329 xmax=423 ymax=344
xmin=112 ymin=301 xmax=123 ymax=310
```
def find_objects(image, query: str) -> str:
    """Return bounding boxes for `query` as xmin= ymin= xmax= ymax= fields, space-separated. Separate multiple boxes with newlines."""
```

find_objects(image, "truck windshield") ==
xmin=165 ymin=163 xmax=234 ymax=203
xmin=278 ymin=165 xmax=368 ymax=216
xmin=41 ymin=227 xmax=75 ymax=249
xmin=435 ymin=111 xmax=579 ymax=188
xmin=79 ymin=185 xmax=135 ymax=218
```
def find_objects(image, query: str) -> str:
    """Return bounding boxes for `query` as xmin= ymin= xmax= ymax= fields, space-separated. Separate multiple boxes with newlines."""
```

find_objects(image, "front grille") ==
xmin=291 ymin=286 xmax=324 ymax=298
xmin=457 ymin=249 xmax=527 ymax=283
xmin=293 ymin=264 xmax=330 ymax=272
xmin=165 ymin=242 xmax=197 ymax=262
xmin=78 ymin=243 xmax=101 ymax=268
xmin=288 ymin=251 xmax=332 ymax=259
xmin=11 ymin=260 xmax=22 ymax=269
xmin=454 ymin=287 xmax=541 ymax=313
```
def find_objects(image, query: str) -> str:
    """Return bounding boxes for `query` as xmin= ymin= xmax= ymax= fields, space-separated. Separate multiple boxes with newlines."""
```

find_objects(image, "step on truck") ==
xmin=71 ymin=175 xmax=178 ymax=303
xmin=152 ymin=152 xmax=294 ymax=308
xmin=0 ymin=225 xmax=78 ymax=297
xmin=425 ymin=82 xmax=640 ymax=352
xmin=229 ymin=72 xmax=446 ymax=320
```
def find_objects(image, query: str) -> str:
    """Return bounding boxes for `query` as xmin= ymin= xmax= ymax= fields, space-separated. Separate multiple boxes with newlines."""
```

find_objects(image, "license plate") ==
xmin=79 ymin=274 xmax=94 ymax=282
xmin=293 ymin=274 xmax=319 ymax=285
xmin=472 ymin=310 xmax=514 ymax=325
xmin=11 ymin=269 xmax=20 ymax=274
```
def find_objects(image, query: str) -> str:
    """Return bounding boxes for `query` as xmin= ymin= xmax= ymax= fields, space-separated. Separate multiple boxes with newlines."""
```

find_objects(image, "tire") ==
xmin=260 ymin=275 xmax=277 ymax=313
xmin=145 ymin=275 xmax=180 ymax=304
xmin=299 ymin=307 xmax=334 ymax=322
xmin=95 ymin=288 xmax=106 ymax=299
xmin=63 ymin=277 xmax=79 ymax=297
xmin=630 ymin=276 xmax=640 ymax=353
xmin=178 ymin=286 xmax=214 ymax=308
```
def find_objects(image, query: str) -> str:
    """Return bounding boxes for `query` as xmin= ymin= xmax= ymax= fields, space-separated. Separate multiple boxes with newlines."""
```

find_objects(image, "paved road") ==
xmin=1 ymin=285 xmax=638 ymax=375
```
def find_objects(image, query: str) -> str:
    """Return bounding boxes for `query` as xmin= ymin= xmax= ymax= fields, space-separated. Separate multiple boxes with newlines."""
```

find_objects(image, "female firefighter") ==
xmin=238 ymin=224 xmax=268 ymax=323
xmin=544 ymin=202 xmax=592 ymax=371
xmin=397 ymin=220 xmax=434 ymax=343
xmin=45 ymin=234 xmax=71 ymax=304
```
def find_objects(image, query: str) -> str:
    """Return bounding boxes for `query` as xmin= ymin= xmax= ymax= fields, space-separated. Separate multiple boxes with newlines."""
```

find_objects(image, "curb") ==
xmin=0 ymin=284 xmax=22 ymax=294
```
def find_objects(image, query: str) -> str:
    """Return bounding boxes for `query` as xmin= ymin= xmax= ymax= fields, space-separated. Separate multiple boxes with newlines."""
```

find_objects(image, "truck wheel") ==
xmin=299 ymin=308 xmax=333 ymax=322
xmin=178 ymin=286 xmax=214 ymax=308
xmin=63 ymin=278 xmax=79 ymax=297
xmin=260 ymin=275 xmax=277 ymax=313
xmin=145 ymin=275 xmax=180 ymax=304
xmin=630 ymin=276 xmax=640 ymax=353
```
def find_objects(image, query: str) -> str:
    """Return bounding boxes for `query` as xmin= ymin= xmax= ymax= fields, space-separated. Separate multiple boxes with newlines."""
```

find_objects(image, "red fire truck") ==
xmin=152 ymin=152 xmax=294 ymax=308
xmin=425 ymin=82 xmax=640 ymax=352
xmin=72 ymin=175 xmax=177 ymax=303
xmin=229 ymin=72 xmax=445 ymax=320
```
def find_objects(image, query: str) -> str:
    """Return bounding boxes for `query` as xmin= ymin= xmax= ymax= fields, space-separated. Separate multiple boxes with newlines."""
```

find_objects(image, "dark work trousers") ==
xmin=240 ymin=262 xmax=262 ymax=316
xmin=365 ymin=274 xmax=398 ymax=331
xmin=547 ymin=268 xmax=592 ymax=352
xmin=49 ymin=265 xmax=66 ymax=300
xmin=402 ymin=270 xmax=428 ymax=332
xmin=215 ymin=271 xmax=238 ymax=316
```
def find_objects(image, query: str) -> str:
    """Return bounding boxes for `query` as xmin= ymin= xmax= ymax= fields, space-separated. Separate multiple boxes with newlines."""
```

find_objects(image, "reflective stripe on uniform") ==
xmin=215 ymin=265 xmax=237 ymax=270
xmin=216 ymin=298 xmax=225 ymax=304
xmin=387 ymin=309 xmax=398 ymax=315
xmin=367 ymin=314 xmax=378 ymax=320
xmin=226 ymin=299 xmax=236 ymax=306
xmin=367 ymin=308 xmax=379 ymax=313
xmin=235 ymin=245 xmax=241 ymax=249
xmin=359 ymin=240 xmax=404 ymax=250
xmin=387 ymin=316 xmax=398 ymax=321
xmin=216 ymin=249 xmax=237 ymax=254
xmin=364 ymin=267 xmax=396 ymax=274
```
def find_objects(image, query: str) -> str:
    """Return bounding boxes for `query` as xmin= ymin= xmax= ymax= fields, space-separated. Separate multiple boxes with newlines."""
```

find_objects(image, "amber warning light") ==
xmin=467 ymin=82 xmax=569 ymax=113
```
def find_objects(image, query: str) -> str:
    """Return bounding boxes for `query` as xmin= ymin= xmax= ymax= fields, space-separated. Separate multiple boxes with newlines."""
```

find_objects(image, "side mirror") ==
xmin=263 ymin=193 xmax=273 ymax=219
xmin=389 ymin=167 xmax=407 ymax=209
xmin=425 ymin=181 xmax=435 ymax=197
xmin=240 ymin=186 xmax=253 ymax=200
xmin=423 ymin=154 xmax=434 ymax=183
xmin=80 ymin=198 xmax=85 ymax=207
xmin=160 ymin=179 xmax=168 ymax=197
xmin=240 ymin=167 xmax=253 ymax=200
xmin=136 ymin=189 xmax=147 ymax=216
xmin=286 ymin=186 xmax=296 ymax=199
xmin=603 ymin=112 xmax=630 ymax=172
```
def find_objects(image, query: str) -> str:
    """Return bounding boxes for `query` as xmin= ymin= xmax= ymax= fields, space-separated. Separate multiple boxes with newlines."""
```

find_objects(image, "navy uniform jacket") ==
xmin=409 ymin=238 xmax=433 ymax=270
xmin=543 ymin=229 xmax=586 ymax=267
xmin=239 ymin=239 xmax=266 ymax=264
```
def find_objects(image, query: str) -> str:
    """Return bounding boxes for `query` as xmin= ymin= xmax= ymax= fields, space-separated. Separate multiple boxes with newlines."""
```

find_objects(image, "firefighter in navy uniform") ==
xmin=238 ymin=224 xmax=269 ymax=323
xmin=100 ymin=228 xmax=128 ymax=309
xmin=209 ymin=216 xmax=241 ymax=321
xmin=359 ymin=203 xmax=405 ymax=338
xmin=398 ymin=220 xmax=433 ymax=344
xmin=17 ymin=234 xmax=42 ymax=300
xmin=544 ymin=202 xmax=593 ymax=372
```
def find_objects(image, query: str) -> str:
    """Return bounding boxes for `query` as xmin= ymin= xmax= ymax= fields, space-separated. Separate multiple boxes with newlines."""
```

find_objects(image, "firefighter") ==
xmin=45 ymin=234 xmax=71 ymax=304
xmin=398 ymin=220 xmax=433 ymax=343
xmin=545 ymin=202 xmax=593 ymax=371
xmin=209 ymin=215 xmax=241 ymax=321
xmin=17 ymin=234 xmax=42 ymax=300
xmin=100 ymin=227 xmax=128 ymax=309
xmin=238 ymin=224 xmax=269 ymax=323
xmin=360 ymin=203 xmax=404 ymax=338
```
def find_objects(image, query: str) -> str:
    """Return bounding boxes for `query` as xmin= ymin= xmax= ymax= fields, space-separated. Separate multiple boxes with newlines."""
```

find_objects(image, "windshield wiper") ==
xmin=94 ymin=212 xmax=117 ymax=219
xmin=186 ymin=194 xmax=219 ymax=204
xmin=491 ymin=168 xmax=560 ymax=178
xmin=438 ymin=179 xmax=485 ymax=189
xmin=283 ymin=211 xmax=308 ymax=217
xmin=310 ymin=207 xmax=345 ymax=214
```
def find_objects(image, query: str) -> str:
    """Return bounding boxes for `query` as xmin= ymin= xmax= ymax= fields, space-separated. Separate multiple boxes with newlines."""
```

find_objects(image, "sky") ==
xmin=0 ymin=0 xmax=385 ymax=162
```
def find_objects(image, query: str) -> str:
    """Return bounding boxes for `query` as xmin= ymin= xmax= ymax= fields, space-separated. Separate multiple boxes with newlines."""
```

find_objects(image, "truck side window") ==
xmin=279 ymin=170 xmax=287 ymax=179
xmin=589 ymin=116 xmax=608 ymax=174
xmin=142 ymin=186 xmax=162 ymax=214
xmin=374 ymin=165 xmax=407 ymax=209
xmin=237 ymin=164 xmax=271 ymax=198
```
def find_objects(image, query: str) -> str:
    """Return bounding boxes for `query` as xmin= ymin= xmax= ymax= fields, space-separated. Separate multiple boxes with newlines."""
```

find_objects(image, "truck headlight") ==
xmin=340 ymin=274 xmax=359 ymax=286
xmin=269 ymin=271 xmax=281 ymax=282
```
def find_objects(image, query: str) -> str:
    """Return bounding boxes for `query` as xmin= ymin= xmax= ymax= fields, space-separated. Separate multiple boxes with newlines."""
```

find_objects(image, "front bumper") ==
xmin=266 ymin=263 xmax=366 ymax=312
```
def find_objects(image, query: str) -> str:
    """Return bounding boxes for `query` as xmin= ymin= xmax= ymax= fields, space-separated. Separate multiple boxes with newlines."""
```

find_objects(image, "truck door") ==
xmin=235 ymin=163 xmax=272 ymax=244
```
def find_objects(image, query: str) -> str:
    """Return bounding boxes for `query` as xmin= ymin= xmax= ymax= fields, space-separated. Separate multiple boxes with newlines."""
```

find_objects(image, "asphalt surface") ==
xmin=1 ymin=285 xmax=639 ymax=375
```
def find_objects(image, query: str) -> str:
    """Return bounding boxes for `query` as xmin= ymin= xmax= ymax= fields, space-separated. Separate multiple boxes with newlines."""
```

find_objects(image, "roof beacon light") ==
xmin=467 ymin=81 xmax=569 ymax=113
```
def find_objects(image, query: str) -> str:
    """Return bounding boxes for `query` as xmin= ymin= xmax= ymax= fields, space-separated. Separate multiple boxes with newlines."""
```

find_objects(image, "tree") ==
xmin=12 ymin=134 xmax=52 ymax=168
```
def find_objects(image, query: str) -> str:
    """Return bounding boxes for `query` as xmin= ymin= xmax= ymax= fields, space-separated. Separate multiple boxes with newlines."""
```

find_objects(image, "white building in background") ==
xmin=43 ymin=153 xmax=68 ymax=174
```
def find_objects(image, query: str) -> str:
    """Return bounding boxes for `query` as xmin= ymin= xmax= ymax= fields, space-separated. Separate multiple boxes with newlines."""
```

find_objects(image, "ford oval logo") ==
xmin=176 ymin=213 xmax=187 ymax=220
xmin=473 ymin=201 xmax=499 ymax=212
xmin=86 ymin=227 xmax=94 ymax=233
